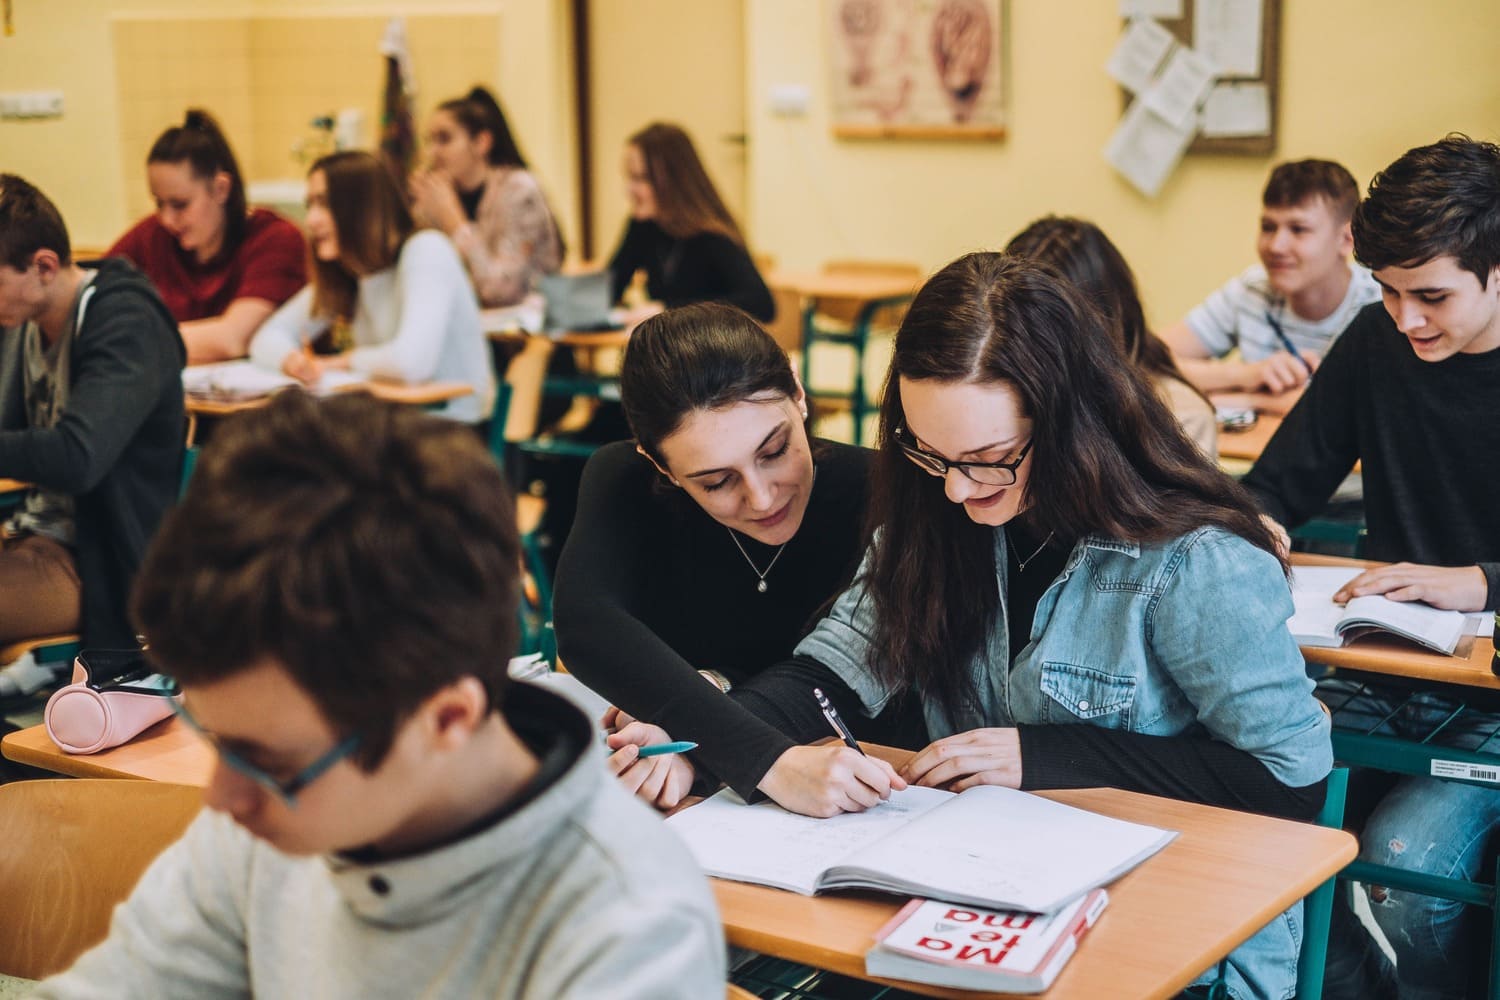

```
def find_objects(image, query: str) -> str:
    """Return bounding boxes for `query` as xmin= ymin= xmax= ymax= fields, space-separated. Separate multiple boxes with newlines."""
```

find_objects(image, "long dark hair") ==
xmin=308 ymin=151 xmax=413 ymax=322
xmin=629 ymin=122 xmax=743 ymax=244
xmin=437 ymin=85 xmax=527 ymax=169
xmin=621 ymin=302 xmax=799 ymax=462
xmin=1004 ymin=216 xmax=1208 ymax=405
xmin=865 ymin=252 xmax=1284 ymax=715
xmin=148 ymin=108 xmax=248 ymax=253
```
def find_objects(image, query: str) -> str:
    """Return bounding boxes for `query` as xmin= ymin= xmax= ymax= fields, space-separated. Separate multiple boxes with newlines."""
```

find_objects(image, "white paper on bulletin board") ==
xmin=1193 ymin=0 xmax=1263 ymax=77
xmin=1200 ymin=81 xmax=1269 ymax=136
xmin=1105 ymin=98 xmax=1195 ymax=197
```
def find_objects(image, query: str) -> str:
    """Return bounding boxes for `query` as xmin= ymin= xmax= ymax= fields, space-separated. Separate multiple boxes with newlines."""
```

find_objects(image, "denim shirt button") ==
xmin=1077 ymin=700 xmax=1090 ymax=712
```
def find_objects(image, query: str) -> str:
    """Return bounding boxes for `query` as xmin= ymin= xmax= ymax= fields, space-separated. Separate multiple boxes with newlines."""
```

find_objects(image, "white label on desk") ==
xmin=1431 ymin=760 xmax=1500 ymax=784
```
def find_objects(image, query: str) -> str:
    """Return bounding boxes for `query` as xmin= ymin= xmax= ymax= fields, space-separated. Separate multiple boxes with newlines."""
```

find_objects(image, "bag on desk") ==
xmin=44 ymin=650 xmax=180 ymax=755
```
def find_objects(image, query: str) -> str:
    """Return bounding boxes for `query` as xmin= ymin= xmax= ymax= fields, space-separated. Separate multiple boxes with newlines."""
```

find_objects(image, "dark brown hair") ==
xmin=0 ymin=174 xmax=70 ymax=269
xmin=1005 ymin=216 xmax=1209 ymax=407
xmin=437 ymin=85 xmax=527 ymax=169
xmin=629 ymin=122 xmax=743 ymax=244
xmin=1263 ymin=159 xmax=1360 ymax=223
xmin=1354 ymin=134 xmax=1500 ymax=287
xmin=865 ymin=253 xmax=1284 ymax=715
xmin=131 ymin=391 xmax=521 ymax=770
xmin=621 ymin=302 xmax=799 ymax=462
xmin=307 ymin=151 xmax=414 ymax=322
xmin=148 ymin=109 xmax=249 ymax=252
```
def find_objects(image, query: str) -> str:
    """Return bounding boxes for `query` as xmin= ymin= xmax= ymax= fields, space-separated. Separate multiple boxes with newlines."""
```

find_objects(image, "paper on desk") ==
xmin=1118 ymin=0 xmax=1183 ymax=17
xmin=1105 ymin=99 xmax=1195 ymax=198
xmin=1200 ymin=81 xmax=1270 ymax=137
xmin=1140 ymin=45 xmax=1218 ymax=131
xmin=182 ymin=360 xmax=362 ymax=399
xmin=1107 ymin=17 xmax=1176 ymax=94
xmin=1468 ymin=612 xmax=1495 ymax=638
xmin=1194 ymin=0 xmax=1263 ymax=77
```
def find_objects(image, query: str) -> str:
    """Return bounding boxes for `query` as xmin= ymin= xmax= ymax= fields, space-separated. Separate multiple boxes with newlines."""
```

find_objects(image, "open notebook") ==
xmin=1288 ymin=565 xmax=1486 ymax=656
xmin=182 ymin=360 xmax=362 ymax=401
xmin=666 ymin=784 xmax=1174 ymax=915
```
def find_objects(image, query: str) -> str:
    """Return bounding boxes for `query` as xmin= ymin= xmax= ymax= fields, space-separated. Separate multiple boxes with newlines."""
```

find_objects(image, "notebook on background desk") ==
xmin=1289 ymin=565 xmax=1491 ymax=656
xmin=540 ymin=271 xmax=624 ymax=334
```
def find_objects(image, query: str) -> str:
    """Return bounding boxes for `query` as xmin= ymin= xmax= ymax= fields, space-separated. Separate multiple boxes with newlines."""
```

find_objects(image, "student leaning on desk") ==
xmin=1162 ymin=159 xmax=1381 ymax=415
xmin=32 ymin=392 xmax=724 ymax=1000
xmin=248 ymin=151 xmax=494 ymax=425
xmin=0 ymin=175 xmax=183 ymax=686
xmin=554 ymin=303 xmax=921 ymax=809
xmin=1243 ymin=135 xmax=1500 ymax=1000
xmin=637 ymin=253 xmax=1332 ymax=1000
xmin=108 ymin=109 xmax=305 ymax=364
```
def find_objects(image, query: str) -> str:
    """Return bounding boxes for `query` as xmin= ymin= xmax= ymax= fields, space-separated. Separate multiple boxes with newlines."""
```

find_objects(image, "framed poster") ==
xmin=828 ymin=0 xmax=1007 ymax=140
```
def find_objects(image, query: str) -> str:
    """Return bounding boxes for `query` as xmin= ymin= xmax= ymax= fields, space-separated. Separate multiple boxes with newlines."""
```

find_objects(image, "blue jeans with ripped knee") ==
xmin=1322 ymin=678 xmax=1500 ymax=1000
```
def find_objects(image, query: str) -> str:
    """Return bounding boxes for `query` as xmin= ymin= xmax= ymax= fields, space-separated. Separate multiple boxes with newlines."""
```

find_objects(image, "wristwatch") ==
xmin=697 ymin=669 xmax=732 ymax=693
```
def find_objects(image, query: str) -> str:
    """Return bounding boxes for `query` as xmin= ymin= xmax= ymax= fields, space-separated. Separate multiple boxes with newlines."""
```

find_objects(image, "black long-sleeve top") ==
xmin=1242 ymin=301 xmax=1500 ymax=609
xmin=553 ymin=439 xmax=869 ymax=794
xmin=607 ymin=218 xmax=775 ymax=323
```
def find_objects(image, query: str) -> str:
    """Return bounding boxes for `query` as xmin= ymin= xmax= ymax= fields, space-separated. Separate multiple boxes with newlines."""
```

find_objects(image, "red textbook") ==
xmin=865 ymin=890 xmax=1109 ymax=993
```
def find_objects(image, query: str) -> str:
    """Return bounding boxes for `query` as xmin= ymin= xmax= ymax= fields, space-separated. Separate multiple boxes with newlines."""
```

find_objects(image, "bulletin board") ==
xmin=1120 ymin=0 xmax=1280 ymax=156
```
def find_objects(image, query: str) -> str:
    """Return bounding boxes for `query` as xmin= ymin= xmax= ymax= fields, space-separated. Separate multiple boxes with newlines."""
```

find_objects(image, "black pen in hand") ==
xmin=814 ymin=687 xmax=866 ymax=756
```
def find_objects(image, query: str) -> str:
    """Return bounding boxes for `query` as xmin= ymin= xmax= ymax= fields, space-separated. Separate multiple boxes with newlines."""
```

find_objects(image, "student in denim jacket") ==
xmin=624 ymin=253 xmax=1332 ymax=1000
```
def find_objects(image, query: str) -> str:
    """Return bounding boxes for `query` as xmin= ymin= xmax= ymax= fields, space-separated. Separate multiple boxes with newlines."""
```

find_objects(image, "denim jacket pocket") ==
xmin=1039 ymin=661 xmax=1137 ymax=728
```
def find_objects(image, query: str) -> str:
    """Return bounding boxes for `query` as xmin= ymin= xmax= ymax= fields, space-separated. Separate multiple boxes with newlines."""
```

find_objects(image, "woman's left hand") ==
xmin=900 ymin=728 xmax=1023 ymax=791
xmin=607 ymin=720 xmax=696 ymax=811
xmin=409 ymin=170 xmax=467 ymax=236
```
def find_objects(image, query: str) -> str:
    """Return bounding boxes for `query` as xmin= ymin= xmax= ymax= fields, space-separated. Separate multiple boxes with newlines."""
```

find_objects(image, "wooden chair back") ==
xmin=499 ymin=335 xmax=556 ymax=443
xmin=0 ymin=779 xmax=201 ymax=978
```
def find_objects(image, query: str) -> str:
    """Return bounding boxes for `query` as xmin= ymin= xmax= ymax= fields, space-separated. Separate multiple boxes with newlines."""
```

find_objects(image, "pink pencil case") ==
xmin=44 ymin=654 xmax=180 ymax=755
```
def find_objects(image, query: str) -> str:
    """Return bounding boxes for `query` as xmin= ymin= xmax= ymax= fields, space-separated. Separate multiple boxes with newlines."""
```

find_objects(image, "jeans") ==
xmin=1321 ymin=678 xmax=1500 ymax=1000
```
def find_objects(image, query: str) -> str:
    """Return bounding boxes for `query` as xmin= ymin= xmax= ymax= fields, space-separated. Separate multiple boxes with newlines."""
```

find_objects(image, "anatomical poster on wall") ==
xmin=827 ymin=0 xmax=1007 ymax=139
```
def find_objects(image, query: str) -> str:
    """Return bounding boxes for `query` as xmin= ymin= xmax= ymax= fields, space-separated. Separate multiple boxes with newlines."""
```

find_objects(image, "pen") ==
xmin=605 ymin=740 xmax=699 ymax=758
xmin=1264 ymin=308 xmax=1315 ymax=378
xmin=814 ymin=687 xmax=865 ymax=756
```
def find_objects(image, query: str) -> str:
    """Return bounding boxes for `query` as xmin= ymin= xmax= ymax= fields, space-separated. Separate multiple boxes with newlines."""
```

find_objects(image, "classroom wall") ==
xmin=0 ymin=1 xmax=577 ymax=253
xmin=745 ymin=0 xmax=1500 ymax=324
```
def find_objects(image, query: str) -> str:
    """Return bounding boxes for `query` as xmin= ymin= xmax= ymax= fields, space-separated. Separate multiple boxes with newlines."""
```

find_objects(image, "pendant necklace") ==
xmin=728 ymin=529 xmax=788 ymax=593
xmin=1011 ymin=529 xmax=1056 ymax=573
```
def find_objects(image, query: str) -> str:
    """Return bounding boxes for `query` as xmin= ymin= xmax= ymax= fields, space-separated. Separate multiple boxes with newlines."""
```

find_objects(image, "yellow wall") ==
xmin=0 ymin=1 xmax=577 ymax=252
xmin=746 ymin=0 xmax=1500 ymax=324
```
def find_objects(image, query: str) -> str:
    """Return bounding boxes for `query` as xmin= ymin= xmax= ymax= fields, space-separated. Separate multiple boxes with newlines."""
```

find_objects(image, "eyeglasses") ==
xmin=169 ymin=694 xmax=360 ymax=808
xmin=894 ymin=425 xmax=1033 ymax=486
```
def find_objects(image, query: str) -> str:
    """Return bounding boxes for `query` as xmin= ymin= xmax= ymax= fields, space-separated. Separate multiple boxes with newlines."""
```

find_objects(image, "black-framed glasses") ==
xmin=169 ymin=696 xmax=360 ymax=808
xmin=894 ymin=425 xmax=1033 ymax=486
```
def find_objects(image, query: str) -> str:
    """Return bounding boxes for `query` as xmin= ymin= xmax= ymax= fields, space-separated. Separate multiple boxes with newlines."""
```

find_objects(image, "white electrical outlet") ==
xmin=768 ymin=84 xmax=811 ymax=118
xmin=0 ymin=91 xmax=64 ymax=120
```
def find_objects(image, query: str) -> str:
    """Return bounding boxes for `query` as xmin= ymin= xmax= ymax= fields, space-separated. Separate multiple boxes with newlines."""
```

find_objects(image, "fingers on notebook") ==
xmin=1334 ymin=562 xmax=1487 ymax=612
xmin=902 ymin=728 xmax=1022 ymax=790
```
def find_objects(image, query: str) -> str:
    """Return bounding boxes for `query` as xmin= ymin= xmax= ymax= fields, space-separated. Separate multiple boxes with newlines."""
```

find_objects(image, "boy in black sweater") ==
xmin=0 ymin=175 xmax=184 ymax=693
xmin=1244 ymin=136 xmax=1500 ymax=1000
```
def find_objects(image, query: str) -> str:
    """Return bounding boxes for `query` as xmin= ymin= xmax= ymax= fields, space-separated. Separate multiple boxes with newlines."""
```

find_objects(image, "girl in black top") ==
xmin=608 ymin=123 xmax=774 ymax=324
xmin=553 ymin=303 xmax=880 ymax=807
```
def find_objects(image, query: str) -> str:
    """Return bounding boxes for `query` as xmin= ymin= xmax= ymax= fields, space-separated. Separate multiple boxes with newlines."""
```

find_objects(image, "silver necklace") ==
xmin=727 ymin=529 xmax=788 ymax=593
xmin=1011 ymin=529 xmax=1056 ymax=573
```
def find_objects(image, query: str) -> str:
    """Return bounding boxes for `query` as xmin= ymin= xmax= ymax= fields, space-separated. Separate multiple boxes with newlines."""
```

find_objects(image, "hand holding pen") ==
xmin=1262 ymin=309 xmax=1318 ymax=392
xmin=814 ymin=686 xmax=865 ymax=756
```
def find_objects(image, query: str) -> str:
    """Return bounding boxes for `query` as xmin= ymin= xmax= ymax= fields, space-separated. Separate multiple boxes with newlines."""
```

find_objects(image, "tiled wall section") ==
xmin=113 ymin=13 xmax=502 ymax=222
xmin=114 ymin=18 xmax=255 ymax=222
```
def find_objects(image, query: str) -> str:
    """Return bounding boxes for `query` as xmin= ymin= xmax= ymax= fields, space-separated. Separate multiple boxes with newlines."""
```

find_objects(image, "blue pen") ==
xmin=1264 ymin=308 xmax=1315 ymax=378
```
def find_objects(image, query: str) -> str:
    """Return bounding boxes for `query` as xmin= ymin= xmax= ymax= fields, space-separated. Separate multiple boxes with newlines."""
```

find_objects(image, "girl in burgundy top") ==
xmin=110 ymin=109 xmax=304 ymax=364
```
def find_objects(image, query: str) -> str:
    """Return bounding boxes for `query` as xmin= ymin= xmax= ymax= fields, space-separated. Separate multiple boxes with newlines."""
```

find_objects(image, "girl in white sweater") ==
xmin=250 ymin=151 xmax=493 ymax=423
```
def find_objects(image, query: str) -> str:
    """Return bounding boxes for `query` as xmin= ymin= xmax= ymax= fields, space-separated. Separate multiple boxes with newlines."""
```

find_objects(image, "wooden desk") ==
xmin=716 ymin=749 xmax=1355 ymax=1000
xmin=1292 ymin=553 xmax=1499 ymax=690
xmin=768 ymin=269 xmax=921 ymax=304
xmin=2 ymin=718 xmax=212 ymax=785
xmin=1217 ymin=414 xmax=1282 ymax=463
xmin=185 ymin=380 xmax=473 ymax=418
xmin=0 ymin=478 xmax=29 ymax=495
